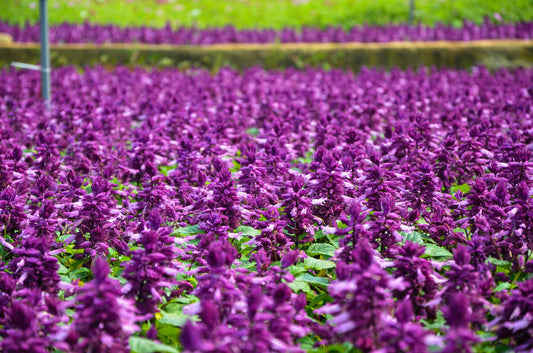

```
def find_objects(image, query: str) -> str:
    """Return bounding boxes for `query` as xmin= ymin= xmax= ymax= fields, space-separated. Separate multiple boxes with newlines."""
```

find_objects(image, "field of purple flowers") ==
xmin=2 ymin=20 xmax=533 ymax=44
xmin=1 ymin=65 xmax=533 ymax=353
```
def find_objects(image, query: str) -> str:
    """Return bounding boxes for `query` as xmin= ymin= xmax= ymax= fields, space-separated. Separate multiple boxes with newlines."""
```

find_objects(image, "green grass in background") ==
xmin=1 ymin=0 xmax=533 ymax=29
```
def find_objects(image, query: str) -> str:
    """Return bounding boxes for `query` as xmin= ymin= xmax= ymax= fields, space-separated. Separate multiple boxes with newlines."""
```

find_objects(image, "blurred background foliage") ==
xmin=2 ymin=0 xmax=533 ymax=29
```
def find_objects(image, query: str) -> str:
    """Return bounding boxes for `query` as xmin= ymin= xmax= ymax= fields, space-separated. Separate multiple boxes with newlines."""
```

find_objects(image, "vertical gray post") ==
xmin=39 ymin=0 xmax=51 ymax=110
xmin=408 ymin=0 xmax=415 ymax=25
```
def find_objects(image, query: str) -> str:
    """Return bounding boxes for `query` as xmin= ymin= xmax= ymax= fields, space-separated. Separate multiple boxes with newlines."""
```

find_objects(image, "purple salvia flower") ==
xmin=393 ymin=241 xmax=443 ymax=319
xmin=440 ymin=293 xmax=480 ymax=353
xmin=376 ymin=300 xmax=432 ymax=353
xmin=493 ymin=278 xmax=533 ymax=352
xmin=280 ymin=175 xmax=315 ymax=248
xmin=69 ymin=257 xmax=139 ymax=352
xmin=122 ymin=227 xmax=182 ymax=315
xmin=315 ymin=239 xmax=406 ymax=352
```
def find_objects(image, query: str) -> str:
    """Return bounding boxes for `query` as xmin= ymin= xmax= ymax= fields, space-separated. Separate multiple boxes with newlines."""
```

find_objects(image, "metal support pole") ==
xmin=39 ymin=0 xmax=51 ymax=110
xmin=408 ymin=0 xmax=415 ymax=25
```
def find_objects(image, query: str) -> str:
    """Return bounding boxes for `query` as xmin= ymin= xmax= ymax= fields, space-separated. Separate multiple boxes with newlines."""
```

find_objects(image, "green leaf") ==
xmin=296 ymin=273 xmax=329 ymax=287
xmin=175 ymin=225 xmax=202 ymax=235
xmin=307 ymin=243 xmax=337 ymax=257
xmin=304 ymin=257 xmax=336 ymax=270
xmin=287 ymin=280 xmax=311 ymax=294
xmin=308 ymin=292 xmax=333 ymax=309
xmin=306 ymin=343 xmax=358 ymax=353
xmin=234 ymin=226 xmax=261 ymax=236
xmin=230 ymin=160 xmax=241 ymax=172
xmin=155 ymin=323 xmax=180 ymax=346
xmin=246 ymin=127 xmax=260 ymax=136
xmin=487 ymin=257 xmax=512 ymax=267
xmin=421 ymin=310 xmax=447 ymax=332
xmin=65 ymin=245 xmax=84 ymax=255
xmin=298 ymin=335 xmax=318 ymax=351
xmin=158 ymin=311 xmax=189 ymax=327
xmin=399 ymin=231 xmax=424 ymax=245
xmin=289 ymin=262 xmax=308 ymax=276
xmin=129 ymin=336 xmax=179 ymax=353
xmin=423 ymin=244 xmax=453 ymax=259
xmin=57 ymin=261 xmax=69 ymax=274
xmin=493 ymin=282 xmax=512 ymax=293
xmin=57 ymin=233 xmax=73 ymax=242
xmin=158 ymin=165 xmax=176 ymax=176
xmin=70 ymin=267 xmax=92 ymax=280
xmin=450 ymin=183 xmax=471 ymax=194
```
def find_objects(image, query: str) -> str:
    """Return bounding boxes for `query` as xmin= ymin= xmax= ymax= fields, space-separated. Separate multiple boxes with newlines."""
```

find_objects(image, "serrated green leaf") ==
xmin=129 ymin=336 xmax=179 ymax=353
xmin=287 ymin=280 xmax=311 ymax=294
xmin=158 ymin=311 xmax=188 ymax=327
xmin=296 ymin=273 xmax=329 ymax=287
xmin=399 ymin=231 xmax=424 ymax=245
xmin=423 ymin=244 xmax=452 ymax=258
xmin=304 ymin=257 xmax=336 ymax=270
xmin=289 ymin=263 xmax=308 ymax=276
xmin=307 ymin=243 xmax=337 ymax=257
xmin=234 ymin=226 xmax=261 ymax=236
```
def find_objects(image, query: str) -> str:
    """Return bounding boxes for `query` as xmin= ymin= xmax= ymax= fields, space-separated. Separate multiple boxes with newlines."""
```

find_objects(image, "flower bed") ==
xmin=2 ymin=20 xmax=533 ymax=45
xmin=1 ymin=66 xmax=533 ymax=352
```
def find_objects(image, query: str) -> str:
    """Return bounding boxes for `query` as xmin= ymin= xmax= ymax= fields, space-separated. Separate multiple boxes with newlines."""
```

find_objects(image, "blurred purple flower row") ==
xmin=2 ymin=65 xmax=533 ymax=352
xmin=1 ymin=19 xmax=532 ymax=44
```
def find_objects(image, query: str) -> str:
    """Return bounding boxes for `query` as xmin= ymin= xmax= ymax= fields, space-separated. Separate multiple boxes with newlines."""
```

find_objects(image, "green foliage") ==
xmin=421 ymin=310 xmax=447 ymax=332
xmin=486 ymin=257 xmax=512 ymax=267
xmin=450 ymin=182 xmax=472 ymax=194
xmin=246 ymin=127 xmax=260 ymax=136
xmin=295 ymin=273 xmax=330 ymax=288
xmin=400 ymin=230 xmax=454 ymax=260
xmin=304 ymin=257 xmax=336 ymax=270
xmin=307 ymin=243 xmax=337 ymax=258
xmin=2 ymin=0 xmax=533 ymax=30
xmin=158 ymin=164 xmax=177 ymax=176
xmin=493 ymin=282 xmax=512 ymax=293
xmin=129 ymin=336 xmax=179 ymax=353
xmin=234 ymin=225 xmax=261 ymax=236
xmin=303 ymin=339 xmax=359 ymax=353
xmin=423 ymin=243 xmax=453 ymax=259
xmin=288 ymin=280 xmax=312 ymax=294
xmin=157 ymin=311 xmax=190 ymax=327
xmin=174 ymin=224 xmax=202 ymax=236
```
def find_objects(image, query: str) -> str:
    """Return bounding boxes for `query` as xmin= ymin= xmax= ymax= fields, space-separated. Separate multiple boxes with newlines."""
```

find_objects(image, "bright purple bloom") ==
xmin=69 ymin=257 xmax=139 ymax=352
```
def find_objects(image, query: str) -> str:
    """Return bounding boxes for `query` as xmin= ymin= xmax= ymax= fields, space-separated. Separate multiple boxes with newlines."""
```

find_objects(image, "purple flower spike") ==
xmin=281 ymin=249 xmax=300 ymax=269
xmin=69 ymin=257 xmax=139 ymax=352
xmin=441 ymin=293 xmax=480 ymax=353
xmin=493 ymin=278 xmax=533 ymax=352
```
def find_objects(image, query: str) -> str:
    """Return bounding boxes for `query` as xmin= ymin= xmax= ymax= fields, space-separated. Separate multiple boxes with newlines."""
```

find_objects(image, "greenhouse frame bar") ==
xmin=39 ymin=0 xmax=51 ymax=110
